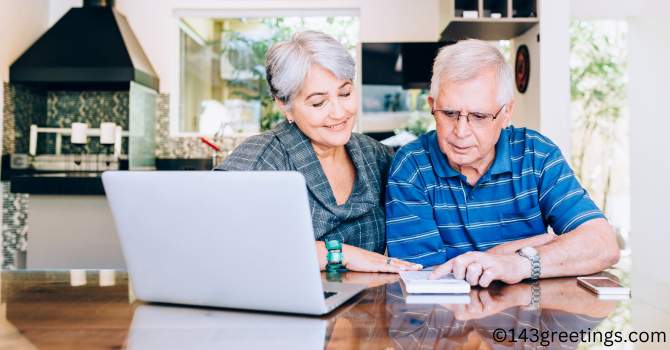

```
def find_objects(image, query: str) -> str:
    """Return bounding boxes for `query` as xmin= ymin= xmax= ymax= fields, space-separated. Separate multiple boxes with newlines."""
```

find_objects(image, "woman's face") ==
xmin=281 ymin=64 xmax=358 ymax=149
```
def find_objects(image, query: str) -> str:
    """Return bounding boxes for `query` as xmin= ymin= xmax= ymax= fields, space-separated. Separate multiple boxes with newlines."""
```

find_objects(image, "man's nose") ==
xmin=454 ymin=114 xmax=472 ymax=137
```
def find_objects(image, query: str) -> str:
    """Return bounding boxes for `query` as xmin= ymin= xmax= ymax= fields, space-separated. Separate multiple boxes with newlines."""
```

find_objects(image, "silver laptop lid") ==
xmin=102 ymin=171 xmax=328 ymax=314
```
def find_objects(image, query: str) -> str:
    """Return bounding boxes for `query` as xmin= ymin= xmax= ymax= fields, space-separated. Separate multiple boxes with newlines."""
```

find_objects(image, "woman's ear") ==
xmin=275 ymin=97 xmax=294 ymax=123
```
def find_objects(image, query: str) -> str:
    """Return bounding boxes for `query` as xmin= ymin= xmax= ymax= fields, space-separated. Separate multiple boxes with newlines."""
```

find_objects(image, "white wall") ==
xmin=0 ymin=0 xmax=49 ymax=84
xmin=0 ymin=1 xmax=49 ymax=258
xmin=511 ymin=24 xmax=540 ymax=132
xmin=537 ymin=0 xmax=571 ymax=156
xmin=627 ymin=0 xmax=670 ymax=335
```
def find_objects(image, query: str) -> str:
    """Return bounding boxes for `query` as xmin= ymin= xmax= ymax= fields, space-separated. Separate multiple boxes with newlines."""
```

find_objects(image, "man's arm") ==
xmin=534 ymin=218 xmax=619 ymax=278
xmin=487 ymin=232 xmax=556 ymax=255
xmin=431 ymin=142 xmax=620 ymax=285
xmin=430 ymin=218 xmax=619 ymax=287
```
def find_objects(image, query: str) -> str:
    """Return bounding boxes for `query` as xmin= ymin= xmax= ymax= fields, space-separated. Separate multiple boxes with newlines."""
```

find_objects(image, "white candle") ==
xmin=100 ymin=122 xmax=116 ymax=145
xmin=70 ymin=122 xmax=88 ymax=144
xmin=70 ymin=269 xmax=87 ymax=287
xmin=98 ymin=269 xmax=116 ymax=287
xmin=29 ymin=125 xmax=38 ymax=156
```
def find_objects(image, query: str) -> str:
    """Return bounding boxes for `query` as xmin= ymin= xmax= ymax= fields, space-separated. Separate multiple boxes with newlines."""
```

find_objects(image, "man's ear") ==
xmin=503 ymin=99 xmax=515 ymax=126
xmin=427 ymin=95 xmax=435 ymax=109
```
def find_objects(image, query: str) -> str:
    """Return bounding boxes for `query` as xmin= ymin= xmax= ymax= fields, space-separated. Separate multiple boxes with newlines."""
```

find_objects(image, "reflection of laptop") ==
xmin=102 ymin=171 xmax=366 ymax=315
xmin=127 ymin=304 xmax=328 ymax=350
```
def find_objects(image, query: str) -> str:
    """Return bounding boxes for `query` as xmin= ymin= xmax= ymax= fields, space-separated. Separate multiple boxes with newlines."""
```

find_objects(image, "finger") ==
xmin=429 ymin=259 xmax=454 ymax=279
xmin=452 ymin=256 xmax=469 ymax=280
xmin=466 ymin=289 xmax=484 ymax=315
xmin=477 ymin=288 xmax=494 ymax=312
xmin=452 ymin=252 xmax=482 ymax=280
xmin=376 ymin=262 xmax=404 ymax=274
xmin=465 ymin=263 xmax=483 ymax=286
xmin=478 ymin=268 xmax=497 ymax=288
xmin=389 ymin=258 xmax=423 ymax=270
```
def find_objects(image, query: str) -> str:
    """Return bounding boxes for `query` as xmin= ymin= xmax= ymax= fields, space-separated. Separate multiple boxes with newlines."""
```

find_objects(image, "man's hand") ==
xmin=429 ymin=251 xmax=531 ymax=287
xmin=442 ymin=283 xmax=532 ymax=320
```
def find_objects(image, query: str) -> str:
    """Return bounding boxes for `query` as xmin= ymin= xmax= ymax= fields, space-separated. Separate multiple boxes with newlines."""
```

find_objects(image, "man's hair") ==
xmin=430 ymin=39 xmax=514 ymax=106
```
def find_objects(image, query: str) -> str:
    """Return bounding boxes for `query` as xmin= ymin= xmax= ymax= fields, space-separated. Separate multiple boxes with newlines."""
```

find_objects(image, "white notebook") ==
xmin=399 ymin=281 xmax=471 ymax=304
xmin=399 ymin=271 xmax=471 ymax=294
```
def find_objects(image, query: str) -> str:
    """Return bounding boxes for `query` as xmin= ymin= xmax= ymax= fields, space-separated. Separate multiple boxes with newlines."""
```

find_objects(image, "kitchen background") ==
xmin=1 ymin=0 xmax=663 ymax=274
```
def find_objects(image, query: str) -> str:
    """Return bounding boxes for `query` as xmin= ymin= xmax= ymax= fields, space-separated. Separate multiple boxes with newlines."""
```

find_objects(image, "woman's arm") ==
xmin=316 ymin=241 xmax=422 ymax=273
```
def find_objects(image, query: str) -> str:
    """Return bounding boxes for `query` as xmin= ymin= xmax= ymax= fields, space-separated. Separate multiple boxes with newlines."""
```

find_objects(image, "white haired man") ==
xmin=385 ymin=39 xmax=619 ymax=287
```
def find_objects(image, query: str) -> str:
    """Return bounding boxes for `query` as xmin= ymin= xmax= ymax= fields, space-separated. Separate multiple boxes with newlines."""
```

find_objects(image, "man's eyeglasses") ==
xmin=431 ymin=104 xmax=506 ymax=128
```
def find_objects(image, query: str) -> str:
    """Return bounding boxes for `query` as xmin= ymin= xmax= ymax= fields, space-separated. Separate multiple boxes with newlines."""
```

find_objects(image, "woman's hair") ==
xmin=430 ymin=39 xmax=514 ymax=106
xmin=265 ymin=30 xmax=355 ymax=109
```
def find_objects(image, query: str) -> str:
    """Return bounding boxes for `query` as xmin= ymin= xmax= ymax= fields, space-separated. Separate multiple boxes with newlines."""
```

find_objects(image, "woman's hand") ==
xmin=316 ymin=241 xmax=422 ymax=273
xmin=342 ymin=244 xmax=422 ymax=273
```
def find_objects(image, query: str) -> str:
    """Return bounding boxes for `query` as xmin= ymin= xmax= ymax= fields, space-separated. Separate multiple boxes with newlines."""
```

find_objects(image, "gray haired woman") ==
xmin=215 ymin=31 xmax=421 ymax=273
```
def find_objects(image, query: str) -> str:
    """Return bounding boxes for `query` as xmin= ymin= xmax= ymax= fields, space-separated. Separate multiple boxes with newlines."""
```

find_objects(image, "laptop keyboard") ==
xmin=324 ymin=291 xmax=337 ymax=299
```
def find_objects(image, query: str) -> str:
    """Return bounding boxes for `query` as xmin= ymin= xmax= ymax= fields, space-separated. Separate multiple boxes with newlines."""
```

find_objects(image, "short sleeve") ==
xmin=537 ymin=148 xmax=606 ymax=234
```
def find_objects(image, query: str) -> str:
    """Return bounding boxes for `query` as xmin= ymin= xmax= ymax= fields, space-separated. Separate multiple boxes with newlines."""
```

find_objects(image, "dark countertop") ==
xmin=1 ymin=155 xmax=213 ymax=195
xmin=8 ymin=172 xmax=108 ymax=195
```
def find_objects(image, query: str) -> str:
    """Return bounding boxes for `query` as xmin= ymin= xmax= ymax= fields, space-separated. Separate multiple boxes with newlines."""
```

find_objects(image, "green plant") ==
xmin=218 ymin=17 xmax=358 ymax=131
xmin=570 ymin=20 xmax=627 ymax=214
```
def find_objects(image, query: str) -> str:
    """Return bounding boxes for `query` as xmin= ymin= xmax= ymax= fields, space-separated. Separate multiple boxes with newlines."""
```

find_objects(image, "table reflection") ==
xmin=0 ymin=270 xmax=631 ymax=349
xmin=385 ymin=276 xmax=620 ymax=349
xmin=126 ymin=304 xmax=328 ymax=349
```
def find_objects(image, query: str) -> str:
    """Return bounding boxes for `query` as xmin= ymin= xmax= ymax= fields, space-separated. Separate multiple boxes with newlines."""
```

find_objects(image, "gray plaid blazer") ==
xmin=214 ymin=121 xmax=392 ymax=253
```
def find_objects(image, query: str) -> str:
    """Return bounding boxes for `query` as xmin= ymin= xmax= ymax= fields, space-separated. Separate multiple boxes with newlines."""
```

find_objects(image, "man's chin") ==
xmin=446 ymin=152 xmax=476 ymax=168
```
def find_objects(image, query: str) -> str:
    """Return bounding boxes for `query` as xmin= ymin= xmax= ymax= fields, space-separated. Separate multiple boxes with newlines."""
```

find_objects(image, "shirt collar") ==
xmin=489 ymin=127 xmax=512 ymax=175
xmin=427 ymin=131 xmax=460 ymax=178
xmin=427 ymin=127 xmax=512 ymax=179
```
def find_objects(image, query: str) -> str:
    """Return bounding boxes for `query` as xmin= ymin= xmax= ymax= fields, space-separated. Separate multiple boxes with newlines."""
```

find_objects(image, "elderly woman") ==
xmin=215 ymin=31 xmax=420 ymax=273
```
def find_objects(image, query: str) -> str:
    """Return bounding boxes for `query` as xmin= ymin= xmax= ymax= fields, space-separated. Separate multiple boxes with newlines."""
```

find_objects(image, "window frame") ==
xmin=171 ymin=8 xmax=362 ymax=137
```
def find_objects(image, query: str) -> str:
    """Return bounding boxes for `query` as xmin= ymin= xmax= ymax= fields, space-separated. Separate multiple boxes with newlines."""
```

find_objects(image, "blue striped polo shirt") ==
xmin=385 ymin=126 xmax=605 ymax=266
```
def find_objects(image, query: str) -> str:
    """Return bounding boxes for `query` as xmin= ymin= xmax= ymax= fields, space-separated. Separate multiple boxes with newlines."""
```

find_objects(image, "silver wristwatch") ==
xmin=517 ymin=246 xmax=541 ymax=280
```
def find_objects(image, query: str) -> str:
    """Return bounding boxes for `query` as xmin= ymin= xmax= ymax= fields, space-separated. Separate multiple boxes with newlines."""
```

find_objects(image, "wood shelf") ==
xmin=442 ymin=0 xmax=539 ymax=40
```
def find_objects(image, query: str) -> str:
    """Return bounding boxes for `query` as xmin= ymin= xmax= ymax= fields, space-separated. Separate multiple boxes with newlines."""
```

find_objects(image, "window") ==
xmin=178 ymin=15 xmax=359 ymax=135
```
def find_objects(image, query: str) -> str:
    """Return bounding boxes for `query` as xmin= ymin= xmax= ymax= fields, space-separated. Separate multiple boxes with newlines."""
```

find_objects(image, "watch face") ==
xmin=520 ymin=246 xmax=538 ymax=257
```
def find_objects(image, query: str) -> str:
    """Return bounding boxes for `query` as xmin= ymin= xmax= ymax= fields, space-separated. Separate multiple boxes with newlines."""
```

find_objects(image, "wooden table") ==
xmin=0 ymin=269 xmax=655 ymax=349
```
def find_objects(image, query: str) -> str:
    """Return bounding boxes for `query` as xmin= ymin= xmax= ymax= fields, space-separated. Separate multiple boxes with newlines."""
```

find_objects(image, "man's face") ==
xmin=429 ymin=67 xmax=512 ymax=171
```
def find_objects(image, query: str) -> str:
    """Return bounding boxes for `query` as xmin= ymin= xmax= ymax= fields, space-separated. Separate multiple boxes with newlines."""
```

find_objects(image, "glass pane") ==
xmin=178 ymin=16 xmax=359 ymax=134
xmin=129 ymin=82 xmax=157 ymax=170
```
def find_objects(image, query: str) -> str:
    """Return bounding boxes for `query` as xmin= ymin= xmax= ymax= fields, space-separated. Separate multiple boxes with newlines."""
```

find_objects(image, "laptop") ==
xmin=102 ymin=171 xmax=366 ymax=315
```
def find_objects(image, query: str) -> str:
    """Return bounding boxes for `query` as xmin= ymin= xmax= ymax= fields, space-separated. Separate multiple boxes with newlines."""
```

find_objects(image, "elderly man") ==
xmin=385 ymin=39 xmax=619 ymax=287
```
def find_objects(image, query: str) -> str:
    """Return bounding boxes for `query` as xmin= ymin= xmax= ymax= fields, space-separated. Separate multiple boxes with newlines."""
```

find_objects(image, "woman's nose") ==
xmin=329 ymin=98 xmax=347 ymax=120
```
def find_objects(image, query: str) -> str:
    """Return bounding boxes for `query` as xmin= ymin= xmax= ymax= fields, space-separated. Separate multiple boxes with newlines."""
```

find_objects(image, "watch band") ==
xmin=527 ymin=254 xmax=541 ymax=280
xmin=527 ymin=281 xmax=541 ymax=310
xmin=518 ymin=247 xmax=541 ymax=280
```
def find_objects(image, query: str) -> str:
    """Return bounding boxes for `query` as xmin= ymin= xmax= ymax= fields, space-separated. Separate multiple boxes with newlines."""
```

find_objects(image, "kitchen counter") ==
xmin=1 ymin=156 xmax=214 ymax=195
xmin=9 ymin=172 xmax=107 ymax=195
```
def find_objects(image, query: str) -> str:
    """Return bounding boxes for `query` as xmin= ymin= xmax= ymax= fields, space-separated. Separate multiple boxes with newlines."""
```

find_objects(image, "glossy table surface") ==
xmin=0 ymin=267 xmax=667 ymax=349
